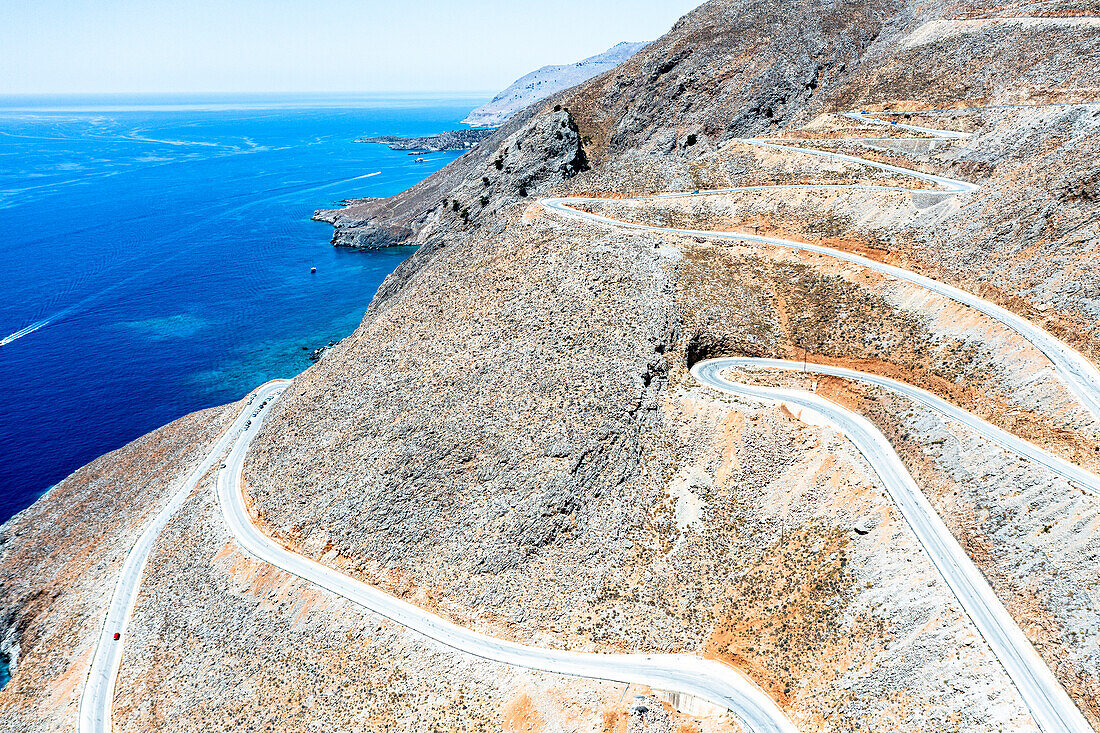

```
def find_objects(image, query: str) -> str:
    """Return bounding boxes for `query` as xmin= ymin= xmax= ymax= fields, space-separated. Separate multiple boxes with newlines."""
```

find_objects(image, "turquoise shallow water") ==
xmin=0 ymin=93 xmax=484 ymax=524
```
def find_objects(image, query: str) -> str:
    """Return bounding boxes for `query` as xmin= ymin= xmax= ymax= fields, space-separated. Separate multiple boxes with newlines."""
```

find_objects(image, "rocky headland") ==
xmin=356 ymin=128 xmax=495 ymax=151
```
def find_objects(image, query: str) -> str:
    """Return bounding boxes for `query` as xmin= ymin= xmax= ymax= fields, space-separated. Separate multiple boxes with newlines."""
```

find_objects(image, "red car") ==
xmin=113 ymin=633 xmax=120 ymax=641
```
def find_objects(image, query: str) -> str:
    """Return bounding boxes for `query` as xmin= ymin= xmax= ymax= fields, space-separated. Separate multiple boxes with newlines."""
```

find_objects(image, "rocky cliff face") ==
xmin=313 ymin=107 xmax=588 ymax=250
xmin=4 ymin=1 xmax=1100 ymax=731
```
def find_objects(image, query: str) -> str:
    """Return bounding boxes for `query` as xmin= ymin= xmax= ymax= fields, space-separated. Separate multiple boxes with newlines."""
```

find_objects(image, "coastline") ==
xmin=0 ymin=94 xmax=480 ymax=526
xmin=355 ymin=127 xmax=495 ymax=151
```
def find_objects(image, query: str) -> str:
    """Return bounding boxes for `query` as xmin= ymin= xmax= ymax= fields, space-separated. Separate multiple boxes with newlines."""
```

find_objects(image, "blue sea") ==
xmin=0 ymin=93 xmax=486 ymax=524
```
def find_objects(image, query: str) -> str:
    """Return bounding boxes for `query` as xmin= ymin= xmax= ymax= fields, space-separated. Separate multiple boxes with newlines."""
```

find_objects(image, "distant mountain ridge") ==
xmin=461 ymin=41 xmax=646 ymax=127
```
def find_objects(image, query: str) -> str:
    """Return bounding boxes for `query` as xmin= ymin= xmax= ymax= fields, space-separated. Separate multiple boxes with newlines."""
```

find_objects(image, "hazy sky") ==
xmin=1 ymin=0 xmax=705 ymax=95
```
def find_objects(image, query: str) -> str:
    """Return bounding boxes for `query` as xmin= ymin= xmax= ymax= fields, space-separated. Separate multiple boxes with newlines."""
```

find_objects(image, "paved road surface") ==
xmin=709 ymin=357 xmax=1100 ymax=496
xmin=692 ymin=359 xmax=1093 ymax=733
xmin=216 ymin=398 xmax=797 ymax=733
xmin=79 ymin=379 xmax=290 ymax=733
xmin=542 ymin=112 xmax=1100 ymax=423
xmin=79 ymin=107 xmax=1099 ymax=733
xmin=542 ymin=109 xmax=1097 ymax=731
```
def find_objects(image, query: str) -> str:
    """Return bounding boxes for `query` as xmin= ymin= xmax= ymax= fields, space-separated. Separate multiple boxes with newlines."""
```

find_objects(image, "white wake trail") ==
xmin=0 ymin=318 xmax=52 ymax=346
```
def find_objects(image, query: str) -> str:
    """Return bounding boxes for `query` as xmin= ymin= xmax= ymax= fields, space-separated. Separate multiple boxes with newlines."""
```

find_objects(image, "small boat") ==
xmin=310 ymin=267 xmax=317 ymax=274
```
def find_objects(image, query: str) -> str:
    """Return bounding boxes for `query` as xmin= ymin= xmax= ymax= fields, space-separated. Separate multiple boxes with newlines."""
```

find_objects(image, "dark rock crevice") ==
xmin=0 ymin=601 xmax=28 ymax=688
xmin=684 ymin=332 xmax=769 ymax=369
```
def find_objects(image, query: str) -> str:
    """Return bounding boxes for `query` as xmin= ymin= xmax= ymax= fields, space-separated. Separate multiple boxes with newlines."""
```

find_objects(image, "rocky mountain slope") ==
xmin=461 ymin=41 xmax=647 ymax=127
xmin=3 ymin=1 xmax=1100 ymax=731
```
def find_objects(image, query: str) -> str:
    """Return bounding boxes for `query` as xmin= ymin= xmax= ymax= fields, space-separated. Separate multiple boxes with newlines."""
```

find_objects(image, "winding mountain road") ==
xmin=693 ymin=359 xmax=1093 ymax=733
xmin=79 ymin=379 xmax=290 ymax=733
xmin=543 ymin=110 xmax=1098 ymax=731
xmin=542 ymin=111 xmax=1100 ymax=423
xmin=80 ymin=380 xmax=796 ymax=733
xmin=709 ymin=357 xmax=1100 ymax=495
xmin=207 ymin=110 xmax=1093 ymax=732
xmin=79 ymin=108 xmax=1099 ymax=733
xmin=216 ymin=402 xmax=797 ymax=733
